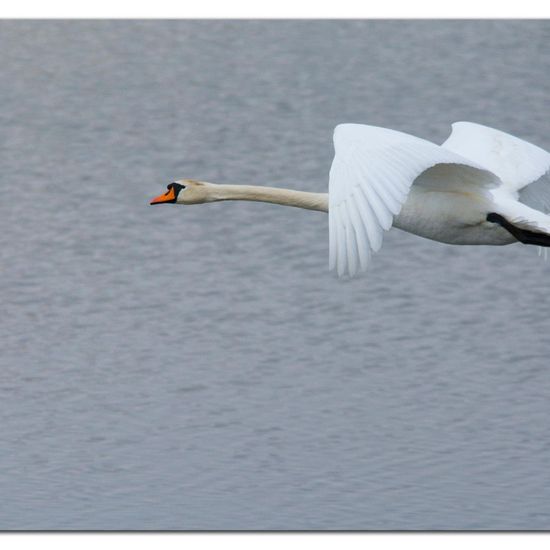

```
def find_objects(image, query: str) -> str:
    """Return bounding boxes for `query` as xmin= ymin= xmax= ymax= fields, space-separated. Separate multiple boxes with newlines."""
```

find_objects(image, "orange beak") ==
xmin=150 ymin=186 xmax=177 ymax=205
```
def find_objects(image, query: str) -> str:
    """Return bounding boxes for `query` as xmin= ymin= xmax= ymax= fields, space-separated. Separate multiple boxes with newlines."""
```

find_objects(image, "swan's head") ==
xmin=150 ymin=179 xmax=214 ymax=206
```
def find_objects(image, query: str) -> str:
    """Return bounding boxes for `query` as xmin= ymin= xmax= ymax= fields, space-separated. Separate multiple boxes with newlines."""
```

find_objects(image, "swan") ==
xmin=150 ymin=122 xmax=550 ymax=277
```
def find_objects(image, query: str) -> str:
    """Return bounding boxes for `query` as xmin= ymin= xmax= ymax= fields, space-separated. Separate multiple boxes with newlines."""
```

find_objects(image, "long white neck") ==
xmin=208 ymin=183 xmax=328 ymax=213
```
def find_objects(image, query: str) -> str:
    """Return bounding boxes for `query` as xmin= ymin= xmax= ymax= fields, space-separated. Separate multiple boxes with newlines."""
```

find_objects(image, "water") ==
xmin=1 ymin=20 xmax=550 ymax=530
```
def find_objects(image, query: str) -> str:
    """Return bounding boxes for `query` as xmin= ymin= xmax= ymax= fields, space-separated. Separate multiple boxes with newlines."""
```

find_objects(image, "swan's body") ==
xmin=392 ymin=186 xmax=515 ymax=246
xmin=151 ymin=122 xmax=550 ymax=277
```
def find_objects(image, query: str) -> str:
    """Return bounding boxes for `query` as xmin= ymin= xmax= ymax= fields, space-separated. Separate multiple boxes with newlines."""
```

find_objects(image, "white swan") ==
xmin=150 ymin=122 xmax=550 ymax=277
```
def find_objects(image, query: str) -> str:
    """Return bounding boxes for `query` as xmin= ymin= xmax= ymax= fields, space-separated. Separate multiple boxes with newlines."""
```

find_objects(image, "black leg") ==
xmin=487 ymin=212 xmax=550 ymax=247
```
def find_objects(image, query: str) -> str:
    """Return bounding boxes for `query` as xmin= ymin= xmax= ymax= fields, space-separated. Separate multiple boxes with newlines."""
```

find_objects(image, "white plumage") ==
xmin=152 ymin=121 xmax=550 ymax=279
xmin=442 ymin=122 xmax=550 ymax=191
xmin=329 ymin=122 xmax=550 ymax=277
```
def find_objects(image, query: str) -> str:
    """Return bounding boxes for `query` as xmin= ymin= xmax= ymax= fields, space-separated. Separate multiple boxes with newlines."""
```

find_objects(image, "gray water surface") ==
xmin=1 ymin=20 xmax=550 ymax=530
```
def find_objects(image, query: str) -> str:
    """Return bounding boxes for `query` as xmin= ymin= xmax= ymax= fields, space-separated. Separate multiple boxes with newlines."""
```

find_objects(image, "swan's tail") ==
xmin=487 ymin=193 xmax=550 ymax=260
xmin=488 ymin=212 xmax=549 ymax=260
xmin=487 ymin=196 xmax=550 ymax=261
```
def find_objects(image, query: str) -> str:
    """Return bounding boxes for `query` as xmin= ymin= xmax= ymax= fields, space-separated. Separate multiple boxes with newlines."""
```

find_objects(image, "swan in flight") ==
xmin=150 ymin=122 xmax=550 ymax=277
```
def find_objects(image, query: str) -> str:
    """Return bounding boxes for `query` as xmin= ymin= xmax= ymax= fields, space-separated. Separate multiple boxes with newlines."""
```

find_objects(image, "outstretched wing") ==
xmin=442 ymin=121 xmax=550 ymax=192
xmin=329 ymin=123 xmax=498 ymax=278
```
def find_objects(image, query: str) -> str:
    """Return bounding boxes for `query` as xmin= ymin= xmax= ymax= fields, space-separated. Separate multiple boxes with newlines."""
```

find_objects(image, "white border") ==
xmin=2 ymin=7 xmax=549 ymax=547
xmin=1 ymin=0 xmax=550 ymax=18
xmin=3 ymin=533 xmax=550 ymax=550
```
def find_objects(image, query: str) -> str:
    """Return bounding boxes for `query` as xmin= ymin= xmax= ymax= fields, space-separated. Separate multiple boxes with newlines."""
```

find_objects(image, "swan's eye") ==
xmin=170 ymin=182 xmax=186 ymax=193
xmin=168 ymin=182 xmax=186 ymax=191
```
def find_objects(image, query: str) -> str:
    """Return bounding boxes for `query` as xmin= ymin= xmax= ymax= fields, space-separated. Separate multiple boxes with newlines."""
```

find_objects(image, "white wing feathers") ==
xmin=443 ymin=122 xmax=550 ymax=258
xmin=329 ymin=123 xmax=494 ymax=277
xmin=442 ymin=122 xmax=550 ymax=191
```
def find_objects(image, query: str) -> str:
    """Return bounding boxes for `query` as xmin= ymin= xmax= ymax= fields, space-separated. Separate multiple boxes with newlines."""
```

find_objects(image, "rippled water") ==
xmin=1 ymin=20 xmax=550 ymax=530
